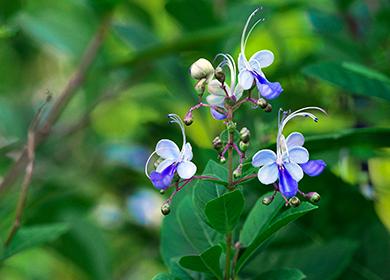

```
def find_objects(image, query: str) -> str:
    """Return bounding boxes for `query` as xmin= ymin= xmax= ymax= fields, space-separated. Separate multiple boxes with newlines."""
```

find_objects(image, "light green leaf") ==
xmin=152 ymin=273 xmax=174 ymax=280
xmin=303 ymin=61 xmax=390 ymax=101
xmin=254 ymin=268 xmax=306 ymax=280
xmin=1 ymin=223 xmax=69 ymax=261
xmin=237 ymin=195 xmax=317 ymax=272
xmin=205 ymin=190 xmax=245 ymax=234
xmin=179 ymin=245 xmax=223 ymax=279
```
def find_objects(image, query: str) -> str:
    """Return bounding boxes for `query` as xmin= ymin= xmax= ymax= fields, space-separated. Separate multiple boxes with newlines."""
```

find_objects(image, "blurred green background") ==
xmin=0 ymin=0 xmax=389 ymax=279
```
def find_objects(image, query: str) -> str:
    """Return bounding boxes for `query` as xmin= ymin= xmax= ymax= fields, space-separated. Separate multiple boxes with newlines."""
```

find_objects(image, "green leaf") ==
xmin=179 ymin=245 xmax=223 ymax=279
xmin=1 ymin=223 xmax=69 ymax=261
xmin=303 ymin=61 xmax=390 ymax=101
xmin=193 ymin=160 xmax=228 ymax=223
xmin=237 ymin=195 xmax=318 ymax=272
xmin=254 ymin=268 xmax=306 ymax=280
xmin=152 ymin=273 xmax=174 ymax=280
xmin=161 ymin=196 xmax=222 ymax=268
xmin=205 ymin=190 xmax=245 ymax=234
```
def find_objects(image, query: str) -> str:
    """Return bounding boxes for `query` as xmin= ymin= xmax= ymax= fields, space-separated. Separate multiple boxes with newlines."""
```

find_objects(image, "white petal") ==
xmin=252 ymin=149 xmax=277 ymax=167
xmin=257 ymin=163 xmax=278 ymax=185
xmin=182 ymin=142 xmax=193 ymax=161
xmin=249 ymin=50 xmax=274 ymax=71
xmin=238 ymin=53 xmax=247 ymax=72
xmin=156 ymin=159 xmax=175 ymax=172
xmin=238 ymin=70 xmax=254 ymax=90
xmin=155 ymin=139 xmax=180 ymax=160
xmin=233 ymin=84 xmax=244 ymax=100
xmin=284 ymin=162 xmax=304 ymax=182
xmin=286 ymin=132 xmax=305 ymax=149
xmin=289 ymin=146 xmax=309 ymax=164
xmin=206 ymin=94 xmax=225 ymax=106
xmin=177 ymin=161 xmax=197 ymax=179
xmin=207 ymin=80 xmax=225 ymax=96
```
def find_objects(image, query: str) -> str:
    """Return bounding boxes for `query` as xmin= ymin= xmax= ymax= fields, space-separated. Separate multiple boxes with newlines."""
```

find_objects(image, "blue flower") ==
xmin=145 ymin=114 xmax=197 ymax=190
xmin=206 ymin=54 xmax=243 ymax=120
xmin=238 ymin=9 xmax=283 ymax=100
xmin=251 ymin=107 xmax=326 ymax=199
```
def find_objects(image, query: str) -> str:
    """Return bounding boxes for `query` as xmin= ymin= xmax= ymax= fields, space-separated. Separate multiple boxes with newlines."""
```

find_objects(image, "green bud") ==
xmin=239 ymin=127 xmax=251 ymax=143
xmin=219 ymin=156 xmax=226 ymax=164
xmin=239 ymin=141 xmax=249 ymax=152
xmin=159 ymin=189 xmax=165 ymax=195
xmin=256 ymin=98 xmax=268 ymax=109
xmin=212 ymin=136 xmax=223 ymax=150
xmin=227 ymin=121 xmax=236 ymax=132
xmin=183 ymin=114 xmax=193 ymax=126
xmin=214 ymin=66 xmax=225 ymax=84
xmin=307 ymin=192 xmax=321 ymax=203
xmin=264 ymin=103 xmax=272 ymax=113
xmin=233 ymin=164 xmax=242 ymax=178
xmin=161 ymin=203 xmax=171 ymax=216
xmin=262 ymin=195 xmax=274 ymax=205
xmin=289 ymin=196 xmax=301 ymax=207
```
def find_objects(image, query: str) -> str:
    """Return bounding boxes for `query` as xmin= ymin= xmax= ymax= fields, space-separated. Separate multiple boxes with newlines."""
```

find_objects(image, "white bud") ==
xmin=190 ymin=58 xmax=214 ymax=80
xmin=207 ymin=79 xmax=225 ymax=96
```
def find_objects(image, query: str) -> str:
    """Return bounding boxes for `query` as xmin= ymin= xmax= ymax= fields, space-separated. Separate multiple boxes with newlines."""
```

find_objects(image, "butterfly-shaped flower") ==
xmin=206 ymin=54 xmax=243 ymax=120
xmin=252 ymin=107 xmax=326 ymax=199
xmin=238 ymin=8 xmax=283 ymax=100
xmin=145 ymin=114 xmax=197 ymax=190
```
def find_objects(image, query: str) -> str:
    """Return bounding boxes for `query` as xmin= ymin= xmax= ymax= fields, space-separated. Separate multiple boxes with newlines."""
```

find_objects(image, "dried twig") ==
xmin=0 ymin=14 xmax=112 ymax=193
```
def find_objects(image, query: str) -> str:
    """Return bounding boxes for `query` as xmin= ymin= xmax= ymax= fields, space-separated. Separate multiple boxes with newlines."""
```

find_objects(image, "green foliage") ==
xmin=254 ymin=268 xmax=306 ymax=280
xmin=205 ymin=190 xmax=245 ymax=233
xmin=1 ymin=223 xmax=69 ymax=261
xmin=179 ymin=245 xmax=223 ymax=279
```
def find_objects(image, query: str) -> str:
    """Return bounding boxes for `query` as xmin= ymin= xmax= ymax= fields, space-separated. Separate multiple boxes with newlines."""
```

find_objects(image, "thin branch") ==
xmin=0 ymin=14 xmax=112 ymax=193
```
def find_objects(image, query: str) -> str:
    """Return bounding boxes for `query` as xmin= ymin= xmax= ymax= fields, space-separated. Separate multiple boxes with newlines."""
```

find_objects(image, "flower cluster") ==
xmin=145 ymin=9 xmax=326 ymax=213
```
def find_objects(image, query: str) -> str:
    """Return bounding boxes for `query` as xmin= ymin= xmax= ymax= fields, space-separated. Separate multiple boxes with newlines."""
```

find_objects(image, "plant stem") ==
xmin=225 ymin=232 xmax=233 ymax=280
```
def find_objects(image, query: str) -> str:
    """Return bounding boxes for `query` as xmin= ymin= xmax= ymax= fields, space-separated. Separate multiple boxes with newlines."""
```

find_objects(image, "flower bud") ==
xmin=215 ymin=67 xmax=225 ymax=84
xmin=262 ymin=195 xmax=274 ymax=205
xmin=289 ymin=196 xmax=301 ymax=207
xmin=233 ymin=164 xmax=242 ymax=178
xmin=306 ymin=192 xmax=320 ymax=203
xmin=239 ymin=127 xmax=251 ymax=143
xmin=264 ymin=103 xmax=272 ymax=113
xmin=207 ymin=79 xmax=225 ymax=96
xmin=184 ymin=113 xmax=193 ymax=126
xmin=239 ymin=141 xmax=249 ymax=152
xmin=256 ymin=98 xmax=268 ymax=109
xmin=212 ymin=136 xmax=223 ymax=150
xmin=195 ymin=78 xmax=207 ymax=95
xmin=190 ymin=58 xmax=214 ymax=80
xmin=227 ymin=121 xmax=236 ymax=132
xmin=219 ymin=156 xmax=226 ymax=163
xmin=160 ymin=189 xmax=165 ymax=195
xmin=161 ymin=203 xmax=171 ymax=215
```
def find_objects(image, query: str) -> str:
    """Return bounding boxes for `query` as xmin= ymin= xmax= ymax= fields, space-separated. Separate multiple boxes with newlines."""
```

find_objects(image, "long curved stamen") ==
xmin=279 ymin=107 xmax=326 ymax=134
xmin=168 ymin=114 xmax=186 ymax=150
xmin=215 ymin=53 xmax=237 ymax=96
xmin=241 ymin=8 xmax=260 ymax=55
xmin=145 ymin=150 xmax=159 ymax=178
xmin=243 ymin=17 xmax=265 ymax=53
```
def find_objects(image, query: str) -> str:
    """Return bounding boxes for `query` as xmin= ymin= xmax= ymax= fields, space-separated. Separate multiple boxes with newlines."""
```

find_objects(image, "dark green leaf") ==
xmin=254 ymin=268 xmax=306 ymax=280
xmin=179 ymin=245 xmax=223 ymax=279
xmin=1 ymin=223 xmax=69 ymax=260
xmin=161 ymin=196 xmax=222 ymax=268
xmin=237 ymin=196 xmax=317 ymax=272
xmin=303 ymin=61 xmax=390 ymax=101
xmin=205 ymin=190 xmax=245 ymax=234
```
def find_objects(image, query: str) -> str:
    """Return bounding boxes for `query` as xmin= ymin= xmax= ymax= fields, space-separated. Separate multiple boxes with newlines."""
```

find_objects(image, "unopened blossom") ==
xmin=145 ymin=114 xmax=197 ymax=190
xmin=252 ymin=107 xmax=326 ymax=199
xmin=206 ymin=54 xmax=243 ymax=120
xmin=238 ymin=9 xmax=283 ymax=99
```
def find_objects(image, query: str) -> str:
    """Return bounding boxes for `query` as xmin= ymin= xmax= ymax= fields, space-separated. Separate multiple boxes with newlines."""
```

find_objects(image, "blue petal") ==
xmin=252 ymin=71 xmax=283 ymax=99
xmin=278 ymin=165 xmax=298 ymax=198
xmin=300 ymin=160 xmax=326 ymax=176
xmin=210 ymin=108 xmax=227 ymax=120
xmin=150 ymin=163 xmax=177 ymax=190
